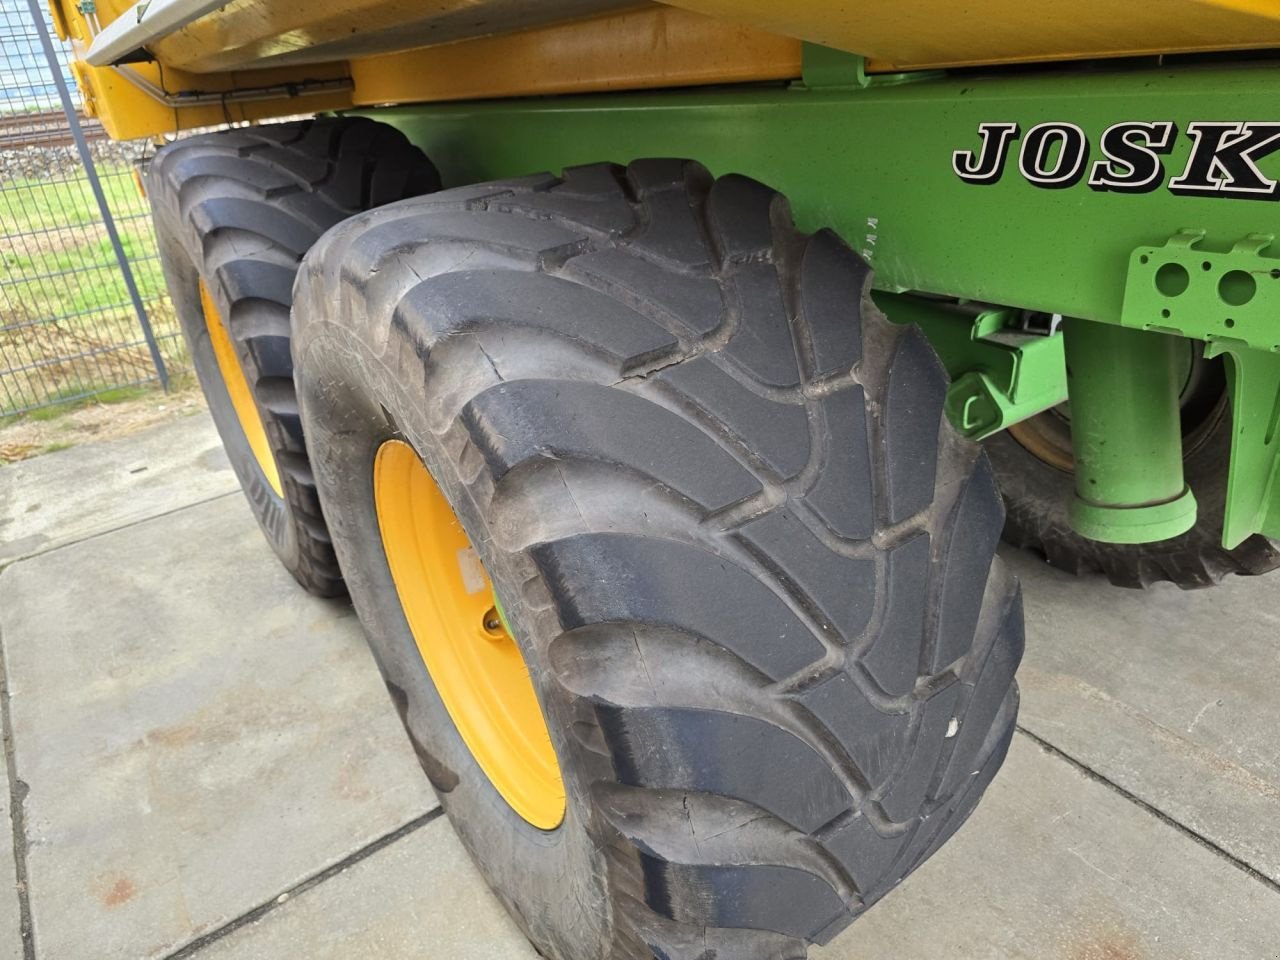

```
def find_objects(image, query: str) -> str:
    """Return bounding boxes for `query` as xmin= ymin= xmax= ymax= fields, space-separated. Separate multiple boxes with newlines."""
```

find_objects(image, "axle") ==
xmin=1063 ymin=319 xmax=1198 ymax=544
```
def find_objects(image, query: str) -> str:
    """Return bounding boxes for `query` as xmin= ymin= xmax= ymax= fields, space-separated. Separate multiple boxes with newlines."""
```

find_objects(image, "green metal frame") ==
xmin=361 ymin=54 xmax=1280 ymax=547
xmin=872 ymin=293 xmax=1067 ymax=442
xmin=1205 ymin=342 xmax=1280 ymax=547
xmin=1121 ymin=231 xmax=1280 ymax=354
xmin=1062 ymin=320 xmax=1198 ymax=543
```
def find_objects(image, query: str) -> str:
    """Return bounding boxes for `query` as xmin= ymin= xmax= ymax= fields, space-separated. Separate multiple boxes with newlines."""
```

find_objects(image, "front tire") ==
xmin=293 ymin=161 xmax=1024 ymax=958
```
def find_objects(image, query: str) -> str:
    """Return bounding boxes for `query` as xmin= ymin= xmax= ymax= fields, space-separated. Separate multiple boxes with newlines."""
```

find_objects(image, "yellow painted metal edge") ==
xmin=47 ymin=0 xmax=70 ymax=41
xmin=69 ymin=59 xmax=353 ymax=141
xmin=50 ymin=0 xmax=352 ymax=140
xmin=350 ymin=5 xmax=802 ymax=107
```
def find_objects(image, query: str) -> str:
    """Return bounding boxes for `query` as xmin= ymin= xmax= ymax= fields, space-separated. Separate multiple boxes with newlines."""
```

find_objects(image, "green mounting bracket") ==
xmin=800 ymin=43 xmax=870 ymax=89
xmin=1121 ymin=231 xmax=1280 ymax=353
xmin=798 ymin=43 xmax=943 ymax=90
xmin=874 ymin=293 xmax=1068 ymax=441
xmin=1204 ymin=341 xmax=1280 ymax=549
xmin=1122 ymin=232 xmax=1280 ymax=547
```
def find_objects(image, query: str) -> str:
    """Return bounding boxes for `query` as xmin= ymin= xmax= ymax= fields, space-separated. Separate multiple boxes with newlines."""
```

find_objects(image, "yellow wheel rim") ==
xmin=373 ymin=439 xmax=566 ymax=830
xmin=199 ymin=280 xmax=283 ymax=497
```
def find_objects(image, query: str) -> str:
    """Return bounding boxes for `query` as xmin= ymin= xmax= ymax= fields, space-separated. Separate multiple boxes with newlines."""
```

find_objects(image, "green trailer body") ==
xmin=356 ymin=49 xmax=1280 ymax=547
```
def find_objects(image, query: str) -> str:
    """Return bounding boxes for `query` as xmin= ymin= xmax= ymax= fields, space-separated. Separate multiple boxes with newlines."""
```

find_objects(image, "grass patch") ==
xmin=93 ymin=384 xmax=156 ymax=405
xmin=20 ymin=382 xmax=156 ymax=421
xmin=0 ymin=164 xmax=149 ymax=233
xmin=1 ymin=201 xmax=167 ymax=321
xmin=0 ymin=162 xmax=186 ymax=414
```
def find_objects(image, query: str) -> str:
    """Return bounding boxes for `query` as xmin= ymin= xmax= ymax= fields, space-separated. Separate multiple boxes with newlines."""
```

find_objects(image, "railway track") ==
xmin=0 ymin=109 xmax=106 ymax=150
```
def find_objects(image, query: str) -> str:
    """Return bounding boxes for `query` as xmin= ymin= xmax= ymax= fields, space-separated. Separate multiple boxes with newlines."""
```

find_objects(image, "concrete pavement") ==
xmin=1 ymin=412 xmax=1278 ymax=959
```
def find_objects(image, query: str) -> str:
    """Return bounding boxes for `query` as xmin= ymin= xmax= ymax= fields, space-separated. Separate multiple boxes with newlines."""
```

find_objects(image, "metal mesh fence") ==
xmin=0 ymin=0 xmax=185 ymax=417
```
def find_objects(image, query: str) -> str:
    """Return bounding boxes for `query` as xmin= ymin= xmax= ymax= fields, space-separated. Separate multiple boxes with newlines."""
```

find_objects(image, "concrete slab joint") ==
xmin=0 ymin=413 xmax=1275 ymax=959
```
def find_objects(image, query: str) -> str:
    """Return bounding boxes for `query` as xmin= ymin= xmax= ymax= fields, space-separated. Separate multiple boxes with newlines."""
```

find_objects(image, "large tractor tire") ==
xmin=292 ymin=161 xmax=1025 ymax=958
xmin=986 ymin=349 xmax=1280 ymax=589
xmin=149 ymin=117 xmax=440 ymax=596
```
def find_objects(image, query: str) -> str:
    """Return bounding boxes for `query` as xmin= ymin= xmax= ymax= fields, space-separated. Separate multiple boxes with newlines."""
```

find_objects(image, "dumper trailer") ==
xmin=52 ymin=1 xmax=1280 ymax=954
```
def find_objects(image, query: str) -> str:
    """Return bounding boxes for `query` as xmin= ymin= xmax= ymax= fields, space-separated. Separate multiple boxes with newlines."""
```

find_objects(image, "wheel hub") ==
xmin=373 ymin=439 xmax=566 ymax=830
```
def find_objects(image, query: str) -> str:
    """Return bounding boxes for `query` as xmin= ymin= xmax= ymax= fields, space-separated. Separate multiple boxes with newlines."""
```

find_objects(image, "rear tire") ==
xmin=148 ymin=116 xmax=440 ymax=595
xmin=987 ymin=368 xmax=1280 ymax=588
xmin=293 ymin=161 xmax=1024 ymax=958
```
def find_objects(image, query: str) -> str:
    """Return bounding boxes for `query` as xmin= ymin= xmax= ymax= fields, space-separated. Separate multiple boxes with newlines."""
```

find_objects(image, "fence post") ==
xmin=24 ymin=0 xmax=170 ymax=390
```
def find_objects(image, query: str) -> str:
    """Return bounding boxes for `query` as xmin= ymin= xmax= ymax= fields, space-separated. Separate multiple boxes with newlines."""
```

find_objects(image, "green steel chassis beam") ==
xmin=869 ymin=293 xmax=1068 ymax=442
xmin=361 ymin=56 xmax=1280 ymax=547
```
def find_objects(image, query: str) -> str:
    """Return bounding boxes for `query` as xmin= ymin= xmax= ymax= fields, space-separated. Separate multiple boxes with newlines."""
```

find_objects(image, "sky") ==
xmin=0 ymin=0 xmax=78 ymax=115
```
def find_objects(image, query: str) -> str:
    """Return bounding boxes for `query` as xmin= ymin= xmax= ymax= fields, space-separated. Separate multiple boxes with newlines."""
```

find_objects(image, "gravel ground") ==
xmin=0 ymin=137 xmax=151 ymax=184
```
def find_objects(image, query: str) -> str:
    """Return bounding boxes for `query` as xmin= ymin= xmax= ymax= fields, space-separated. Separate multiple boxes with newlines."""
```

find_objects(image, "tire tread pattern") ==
xmin=296 ymin=160 xmax=1023 ymax=957
xmin=149 ymin=117 xmax=440 ymax=595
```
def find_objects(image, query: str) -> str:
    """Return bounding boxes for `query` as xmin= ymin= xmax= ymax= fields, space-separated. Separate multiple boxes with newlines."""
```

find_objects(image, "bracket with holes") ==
xmin=1121 ymin=230 xmax=1280 ymax=352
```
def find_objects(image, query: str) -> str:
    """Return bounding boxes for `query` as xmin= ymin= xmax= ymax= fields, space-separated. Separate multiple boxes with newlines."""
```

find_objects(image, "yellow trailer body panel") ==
xmin=52 ymin=0 xmax=1280 ymax=140
xmin=661 ymin=0 xmax=1280 ymax=72
xmin=349 ymin=7 xmax=802 ymax=107
xmin=65 ymin=0 xmax=1280 ymax=76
